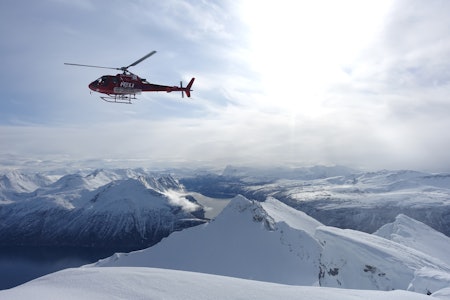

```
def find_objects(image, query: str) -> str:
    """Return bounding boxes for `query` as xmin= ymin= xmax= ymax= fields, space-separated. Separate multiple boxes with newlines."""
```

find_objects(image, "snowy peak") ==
xmin=92 ymin=194 xmax=450 ymax=295
xmin=45 ymin=168 xmax=143 ymax=193
xmin=86 ymin=176 xmax=201 ymax=213
xmin=141 ymin=175 xmax=182 ymax=191
xmin=216 ymin=195 xmax=276 ymax=230
xmin=216 ymin=196 xmax=323 ymax=235
xmin=0 ymin=170 xmax=53 ymax=196
xmin=316 ymin=226 xmax=450 ymax=293
xmin=375 ymin=214 xmax=431 ymax=239
xmin=49 ymin=173 xmax=92 ymax=191
xmin=87 ymin=178 xmax=168 ymax=210
xmin=93 ymin=195 xmax=323 ymax=285
xmin=374 ymin=214 xmax=450 ymax=266
xmin=83 ymin=168 xmax=125 ymax=185
xmin=261 ymin=197 xmax=323 ymax=235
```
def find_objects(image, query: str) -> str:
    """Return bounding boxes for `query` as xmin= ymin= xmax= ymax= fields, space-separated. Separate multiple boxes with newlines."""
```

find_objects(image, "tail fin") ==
xmin=185 ymin=77 xmax=195 ymax=98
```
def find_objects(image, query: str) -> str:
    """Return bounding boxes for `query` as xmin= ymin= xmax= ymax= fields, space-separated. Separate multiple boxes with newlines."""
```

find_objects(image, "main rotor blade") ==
xmin=64 ymin=63 xmax=120 ymax=70
xmin=125 ymin=50 xmax=157 ymax=69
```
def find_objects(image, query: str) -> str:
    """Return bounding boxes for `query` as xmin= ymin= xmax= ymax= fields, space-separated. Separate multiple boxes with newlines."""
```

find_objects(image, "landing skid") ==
xmin=100 ymin=94 xmax=137 ymax=104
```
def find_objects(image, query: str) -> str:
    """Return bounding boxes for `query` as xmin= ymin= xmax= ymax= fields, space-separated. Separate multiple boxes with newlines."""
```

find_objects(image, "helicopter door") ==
xmin=111 ymin=76 xmax=119 ymax=85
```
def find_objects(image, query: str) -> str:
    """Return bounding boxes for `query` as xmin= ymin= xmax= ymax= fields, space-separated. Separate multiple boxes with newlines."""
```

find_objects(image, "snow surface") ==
xmin=91 ymin=195 xmax=323 ymax=285
xmin=89 ymin=195 xmax=450 ymax=296
xmin=262 ymin=196 xmax=322 ymax=235
xmin=433 ymin=287 xmax=450 ymax=299
xmin=0 ymin=267 xmax=438 ymax=300
xmin=2 ymin=168 xmax=450 ymax=299
xmin=1 ymin=195 xmax=449 ymax=299
xmin=374 ymin=214 xmax=450 ymax=266
xmin=316 ymin=226 xmax=450 ymax=293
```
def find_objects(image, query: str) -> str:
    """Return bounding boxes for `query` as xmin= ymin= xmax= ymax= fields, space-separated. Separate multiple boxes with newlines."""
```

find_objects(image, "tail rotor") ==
xmin=180 ymin=81 xmax=184 ymax=98
xmin=179 ymin=78 xmax=195 ymax=98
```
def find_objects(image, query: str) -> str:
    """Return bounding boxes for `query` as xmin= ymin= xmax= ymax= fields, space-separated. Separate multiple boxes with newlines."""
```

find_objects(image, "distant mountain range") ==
xmin=1 ymin=166 xmax=450 ymax=298
xmin=1 ymin=166 xmax=450 ymax=251
xmin=180 ymin=166 xmax=450 ymax=236
xmin=0 ymin=169 xmax=206 ymax=249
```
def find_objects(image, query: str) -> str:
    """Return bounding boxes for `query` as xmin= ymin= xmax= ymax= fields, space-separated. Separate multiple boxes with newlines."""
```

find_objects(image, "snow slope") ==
xmin=374 ymin=214 xmax=450 ymax=266
xmin=0 ymin=170 xmax=54 ymax=201
xmin=92 ymin=195 xmax=450 ymax=295
xmin=316 ymin=226 xmax=450 ymax=294
xmin=92 ymin=195 xmax=323 ymax=285
xmin=0 ymin=267 xmax=437 ymax=300
xmin=1 ymin=195 xmax=450 ymax=299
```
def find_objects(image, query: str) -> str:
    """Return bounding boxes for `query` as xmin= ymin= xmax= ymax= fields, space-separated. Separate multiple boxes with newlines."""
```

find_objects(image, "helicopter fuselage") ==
xmin=65 ymin=50 xmax=194 ymax=103
xmin=88 ymin=73 xmax=194 ymax=97
xmin=89 ymin=74 xmax=141 ymax=95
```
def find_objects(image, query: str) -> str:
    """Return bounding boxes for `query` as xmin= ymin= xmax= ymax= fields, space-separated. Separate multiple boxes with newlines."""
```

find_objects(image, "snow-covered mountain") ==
xmin=374 ymin=214 xmax=450 ymax=266
xmin=92 ymin=196 xmax=323 ymax=285
xmin=0 ymin=170 xmax=54 ymax=201
xmin=181 ymin=166 xmax=450 ymax=236
xmin=317 ymin=226 xmax=450 ymax=294
xmin=1 ymin=190 xmax=450 ymax=298
xmin=91 ymin=196 xmax=450 ymax=296
xmin=2 ymin=165 xmax=449 ymax=249
xmin=0 ymin=169 xmax=206 ymax=249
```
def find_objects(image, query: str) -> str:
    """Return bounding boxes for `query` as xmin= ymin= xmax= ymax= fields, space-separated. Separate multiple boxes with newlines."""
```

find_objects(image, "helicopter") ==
xmin=65 ymin=51 xmax=195 ymax=104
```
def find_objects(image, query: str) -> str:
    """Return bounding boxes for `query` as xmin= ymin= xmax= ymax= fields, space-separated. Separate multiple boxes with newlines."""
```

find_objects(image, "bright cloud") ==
xmin=1 ymin=0 xmax=450 ymax=172
xmin=239 ymin=0 xmax=391 ymax=111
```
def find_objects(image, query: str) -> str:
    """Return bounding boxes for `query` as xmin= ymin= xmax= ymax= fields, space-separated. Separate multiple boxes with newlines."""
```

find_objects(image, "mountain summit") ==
xmin=93 ymin=195 xmax=323 ymax=285
xmin=92 ymin=195 xmax=450 ymax=295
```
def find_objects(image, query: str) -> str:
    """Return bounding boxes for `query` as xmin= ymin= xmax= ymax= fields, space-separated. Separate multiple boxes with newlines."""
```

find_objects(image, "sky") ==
xmin=1 ymin=0 xmax=450 ymax=172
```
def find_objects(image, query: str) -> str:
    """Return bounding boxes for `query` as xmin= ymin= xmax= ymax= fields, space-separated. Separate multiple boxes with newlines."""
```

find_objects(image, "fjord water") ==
xmin=0 ymin=246 xmax=119 ymax=290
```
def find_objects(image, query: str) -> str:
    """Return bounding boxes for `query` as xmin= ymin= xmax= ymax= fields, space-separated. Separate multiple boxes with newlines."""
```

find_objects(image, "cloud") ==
xmin=1 ymin=0 xmax=450 ymax=172
xmin=163 ymin=189 xmax=200 ymax=212
xmin=0 ymin=0 xmax=248 ymax=124
xmin=2 ymin=100 xmax=450 ymax=172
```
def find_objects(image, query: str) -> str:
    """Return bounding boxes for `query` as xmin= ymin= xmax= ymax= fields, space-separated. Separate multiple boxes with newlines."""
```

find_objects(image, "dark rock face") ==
xmin=0 ymin=170 xmax=207 ymax=249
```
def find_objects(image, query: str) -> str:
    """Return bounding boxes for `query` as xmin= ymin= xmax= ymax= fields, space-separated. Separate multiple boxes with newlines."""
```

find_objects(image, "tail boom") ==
xmin=141 ymin=77 xmax=195 ymax=97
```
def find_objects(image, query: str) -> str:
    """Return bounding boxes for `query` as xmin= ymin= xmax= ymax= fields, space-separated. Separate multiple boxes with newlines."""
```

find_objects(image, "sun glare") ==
xmin=239 ymin=0 xmax=392 ymax=116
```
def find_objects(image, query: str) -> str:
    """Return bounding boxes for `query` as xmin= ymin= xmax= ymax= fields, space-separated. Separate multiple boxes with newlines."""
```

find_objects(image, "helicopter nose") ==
xmin=88 ymin=81 xmax=96 ymax=91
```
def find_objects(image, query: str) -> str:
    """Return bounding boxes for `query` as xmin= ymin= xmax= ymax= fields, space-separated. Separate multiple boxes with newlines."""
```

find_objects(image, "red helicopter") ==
xmin=65 ymin=51 xmax=195 ymax=104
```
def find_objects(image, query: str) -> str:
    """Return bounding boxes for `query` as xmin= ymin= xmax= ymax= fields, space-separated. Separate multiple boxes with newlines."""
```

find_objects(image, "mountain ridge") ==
xmin=0 ymin=169 xmax=206 ymax=249
xmin=1 ymin=167 xmax=450 ymax=298
xmin=180 ymin=166 xmax=450 ymax=236
xmin=92 ymin=195 xmax=450 ymax=295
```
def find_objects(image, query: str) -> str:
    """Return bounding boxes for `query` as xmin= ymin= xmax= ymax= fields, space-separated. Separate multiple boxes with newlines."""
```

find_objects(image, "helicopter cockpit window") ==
xmin=94 ymin=77 xmax=102 ymax=86
xmin=95 ymin=76 xmax=109 ymax=86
